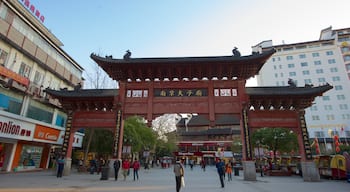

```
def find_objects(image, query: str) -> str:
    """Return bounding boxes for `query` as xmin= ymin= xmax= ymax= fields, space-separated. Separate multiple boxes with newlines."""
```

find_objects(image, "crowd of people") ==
xmin=57 ymin=155 xmax=238 ymax=191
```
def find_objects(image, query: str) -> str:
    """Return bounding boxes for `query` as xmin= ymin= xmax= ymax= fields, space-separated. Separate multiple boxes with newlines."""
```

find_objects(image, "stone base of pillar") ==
xmin=301 ymin=161 xmax=320 ymax=182
xmin=243 ymin=161 xmax=257 ymax=181
xmin=63 ymin=158 xmax=72 ymax=176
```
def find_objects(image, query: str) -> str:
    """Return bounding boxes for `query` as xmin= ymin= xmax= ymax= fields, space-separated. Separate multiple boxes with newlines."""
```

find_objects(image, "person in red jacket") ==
xmin=122 ymin=159 xmax=130 ymax=181
xmin=132 ymin=158 xmax=141 ymax=181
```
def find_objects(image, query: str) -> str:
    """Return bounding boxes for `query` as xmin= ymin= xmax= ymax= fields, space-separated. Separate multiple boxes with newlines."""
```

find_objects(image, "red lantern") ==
xmin=336 ymin=146 xmax=340 ymax=153
xmin=334 ymin=135 xmax=339 ymax=141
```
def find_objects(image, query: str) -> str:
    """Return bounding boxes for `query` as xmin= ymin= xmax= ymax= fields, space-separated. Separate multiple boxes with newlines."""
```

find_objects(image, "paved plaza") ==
xmin=0 ymin=165 xmax=349 ymax=192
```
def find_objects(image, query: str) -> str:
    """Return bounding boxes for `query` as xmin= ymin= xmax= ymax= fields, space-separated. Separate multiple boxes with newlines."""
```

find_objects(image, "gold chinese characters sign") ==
xmin=154 ymin=89 xmax=208 ymax=97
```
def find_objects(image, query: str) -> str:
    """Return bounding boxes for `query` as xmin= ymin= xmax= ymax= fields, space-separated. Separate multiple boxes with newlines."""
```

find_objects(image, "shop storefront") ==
xmin=0 ymin=112 xmax=83 ymax=172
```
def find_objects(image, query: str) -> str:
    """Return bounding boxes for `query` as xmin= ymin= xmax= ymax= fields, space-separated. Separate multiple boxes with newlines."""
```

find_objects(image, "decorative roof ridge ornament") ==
xmin=288 ymin=78 xmax=297 ymax=87
xmin=123 ymin=50 xmax=131 ymax=60
xmin=232 ymin=47 xmax=241 ymax=58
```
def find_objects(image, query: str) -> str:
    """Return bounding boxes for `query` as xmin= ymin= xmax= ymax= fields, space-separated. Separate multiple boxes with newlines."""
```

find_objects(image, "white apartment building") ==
xmin=0 ymin=0 xmax=84 ymax=172
xmin=254 ymin=26 xmax=350 ymax=154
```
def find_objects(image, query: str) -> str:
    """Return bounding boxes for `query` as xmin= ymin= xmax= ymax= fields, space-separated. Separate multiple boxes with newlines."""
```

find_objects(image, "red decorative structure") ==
xmin=46 ymin=48 xmax=332 ymax=181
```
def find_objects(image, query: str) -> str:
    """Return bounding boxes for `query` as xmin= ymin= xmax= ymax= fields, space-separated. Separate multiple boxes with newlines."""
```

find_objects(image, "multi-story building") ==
xmin=254 ymin=26 xmax=350 ymax=154
xmin=175 ymin=115 xmax=240 ymax=165
xmin=0 ymin=0 xmax=84 ymax=172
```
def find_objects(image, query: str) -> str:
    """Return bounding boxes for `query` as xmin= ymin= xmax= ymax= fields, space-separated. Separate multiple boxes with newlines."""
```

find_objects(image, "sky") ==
xmin=25 ymin=0 xmax=350 ymax=86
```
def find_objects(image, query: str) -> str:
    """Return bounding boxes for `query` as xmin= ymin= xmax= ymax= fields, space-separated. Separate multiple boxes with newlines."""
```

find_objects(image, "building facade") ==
xmin=175 ymin=114 xmax=240 ymax=165
xmin=0 ymin=0 xmax=84 ymax=172
xmin=254 ymin=26 xmax=350 ymax=154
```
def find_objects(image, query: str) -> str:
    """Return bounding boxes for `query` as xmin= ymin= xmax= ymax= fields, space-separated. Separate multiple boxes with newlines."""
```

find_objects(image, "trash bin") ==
xmin=233 ymin=166 xmax=239 ymax=176
xmin=100 ymin=166 xmax=109 ymax=180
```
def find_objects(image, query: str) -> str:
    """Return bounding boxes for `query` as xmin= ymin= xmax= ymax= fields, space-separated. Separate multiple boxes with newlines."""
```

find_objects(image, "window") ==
xmin=315 ymin=131 xmax=325 ymax=138
xmin=326 ymin=51 xmax=333 ymax=56
xmin=334 ymin=85 xmax=342 ymax=90
xmin=0 ymin=48 xmax=9 ymax=66
xmin=324 ymin=105 xmax=333 ymax=110
xmin=300 ymin=62 xmax=308 ymax=67
xmin=283 ymin=47 xmax=294 ymax=51
xmin=310 ymin=106 xmax=317 ymax=111
xmin=314 ymin=60 xmax=321 ymax=65
xmin=26 ymin=105 xmax=53 ymax=123
xmin=346 ymin=64 xmax=350 ymax=71
xmin=18 ymin=62 xmax=32 ymax=78
xmin=322 ymin=96 xmax=330 ymax=101
xmin=274 ymin=73 xmax=278 ymax=78
xmin=299 ymin=54 xmax=306 ymax=59
xmin=286 ymin=56 xmax=293 ymax=60
xmin=288 ymin=63 xmax=295 ymax=68
xmin=342 ymin=114 xmax=350 ymax=120
xmin=312 ymin=115 xmax=320 ymax=120
xmin=326 ymin=115 xmax=335 ymax=120
xmin=273 ymin=65 xmax=277 ymax=70
xmin=302 ymin=70 xmax=310 ymax=75
xmin=344 ymin=55 xmax=350 ymax=62
xmin=289 ymin=72 xmax=296 ymax=76
xmin=328 ymin=59 xmax=336 ymax=64
xmin=332 ymin=76 xmax=340 ymax=81
xmin=304 ymin=79 xmax=312 ymax=84
xmin=312 ymin=52 xmax=320 ymax=57
xmin=33 ymin=71 xmax=43 ymax=85
xmin=316 ymin=69 xmax=323 ymax=74
xmin=318 ymin=78 xmax=326 ymax=83
xmin=330 ymin=67 xmax=338 ymax=72
xmin=341 ymin=47 xmax=350 ymax=53
xmin=339 ymin=104 xmax=348 ymax=110
xmin=337 ymin=95 xmax=345 ymax=100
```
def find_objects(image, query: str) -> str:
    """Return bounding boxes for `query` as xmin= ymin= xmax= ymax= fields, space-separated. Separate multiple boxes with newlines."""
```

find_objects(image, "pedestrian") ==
xmin=122 ymin=159 xmax=130 ymax=181
xmin=226 ymin=161 xmax=233 ymax=181
xmin=189 ymin=159 xmax=194 ymax=170
xmin=200 ymin=159 xmax=206 ymax=171
xmin=56 ymin=156 xmax=65 ymax=178
xmin=173 ymin=159 xmax=184 ymax=192
xmin=113 ymin=159 xmax=121 ymax=181
xmin=132 ymin=158 xmax=140 ymax=181
xmin=216 ymin=158 xmax=225 ymax=188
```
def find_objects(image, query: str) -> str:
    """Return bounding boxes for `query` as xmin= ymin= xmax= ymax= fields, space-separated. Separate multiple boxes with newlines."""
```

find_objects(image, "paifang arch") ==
xmin=46 ymin=49 xmax=332 ymax=181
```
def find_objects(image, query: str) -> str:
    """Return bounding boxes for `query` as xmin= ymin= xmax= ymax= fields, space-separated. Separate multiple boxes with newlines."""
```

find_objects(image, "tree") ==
xmin=83 ymin=62 xmax=117 ymax=89
xmin=152 ymin=114 xmax=177 ymax=141
xmin=251 ymin=127 xmax=298 ymax=163
xmin=81 ymin=62 xmax=117 ymax=163
xmin=123 ymin=116 xmax=157 ymax=156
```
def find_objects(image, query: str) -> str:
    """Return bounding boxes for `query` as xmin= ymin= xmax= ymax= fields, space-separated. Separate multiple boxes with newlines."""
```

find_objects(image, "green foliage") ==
xmin=251 ymin=127 xmax=298 ymax=161
xmin=82 ymin=129 xmax=114 ymax=156
xmin=124 ymin=116 xmax=157 ymax=153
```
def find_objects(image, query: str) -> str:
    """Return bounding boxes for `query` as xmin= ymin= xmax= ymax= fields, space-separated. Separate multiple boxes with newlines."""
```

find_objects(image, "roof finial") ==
xmin=232 ymin=47 xmax=241 ymax=58
xmin=123 ymin=50 xmax=131 ymax=60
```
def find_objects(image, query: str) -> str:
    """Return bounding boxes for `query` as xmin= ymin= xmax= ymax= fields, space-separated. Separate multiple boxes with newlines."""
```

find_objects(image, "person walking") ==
xmin=56 ymin=156 xmax=65 ymax=178
xmin=216 ymin=158 xmax=225 ymax=188
xmin=122 ymin=159 xmax=130 ymax=181
xmin=132 ymin=158 xmax=140 ymax=181
xmin=226 ymin=161 xmax=233 ymax=181
xmin=173 ymin=160 xmax=184 ymax=192
xmin=113 ymin=159 xmax=121 ymax=181
xmin=200 ymin=159 xmax=206 ymax=172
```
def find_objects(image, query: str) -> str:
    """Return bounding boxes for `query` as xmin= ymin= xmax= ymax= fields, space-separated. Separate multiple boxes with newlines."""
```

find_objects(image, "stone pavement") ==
xmin=0 ymin=165 xmax=349 ymax=192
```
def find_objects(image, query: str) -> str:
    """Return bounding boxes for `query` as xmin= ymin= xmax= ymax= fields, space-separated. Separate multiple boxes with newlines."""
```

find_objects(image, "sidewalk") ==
xmin=0 ymin=165 xmax=349 ymax=192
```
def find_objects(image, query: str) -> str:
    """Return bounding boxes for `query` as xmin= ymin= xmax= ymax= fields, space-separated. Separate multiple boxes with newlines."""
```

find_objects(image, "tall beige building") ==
xmin=0 ymin=0 xmax=84 ymax=172
xmin=254 ymin=26 xmax=350 ymax=154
